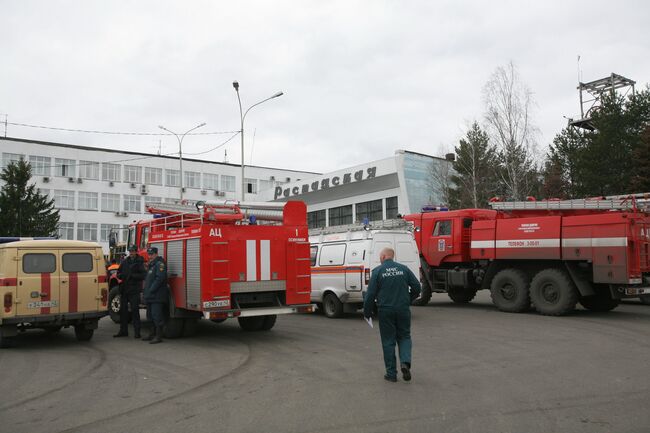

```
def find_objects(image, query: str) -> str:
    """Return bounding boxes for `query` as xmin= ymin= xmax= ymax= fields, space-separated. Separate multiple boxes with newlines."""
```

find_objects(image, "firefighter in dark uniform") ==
xmin=113 ymin=246 xmax=146 ymax=338
xmin=363 ymin=247 xmax=421 ymax=382
xmin=142 ymin=247 xmax=169 ymax=344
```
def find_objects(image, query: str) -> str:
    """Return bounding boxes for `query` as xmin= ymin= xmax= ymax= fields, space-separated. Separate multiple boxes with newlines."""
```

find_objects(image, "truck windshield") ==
xmin=127 ymin=227 xmax=136 ymax=250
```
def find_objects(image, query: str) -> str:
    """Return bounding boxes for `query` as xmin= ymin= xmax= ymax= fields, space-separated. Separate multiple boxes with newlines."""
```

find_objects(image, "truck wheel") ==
xmin=579 ymin=285 xmax=619 ymax=312
xmin=260 ymin=315 xmax=277 ymax=331
xmin=74 ymin=325 xmax=94 ymax=341
xmin=183 ymin=319 xmax=199 ymax=337
xmin=412 ymin=276 xmax=432 ymax=306
xmin=163 ymin=318 xmax=185 ymax=338
xmin=640 ymin=295 xmax=650 ymax=305
xmin=490 ymin=268 xmax=530 ymax=313
xmin=530 ymin=268 xmax=578 ymax=316
xmin=323 ymin=293 xmax=344 ymax=318
xmin=447 ymin=287 xmax=478 ymax=303
xmin=238 ymin=316 xmax=265 ymax=331
xmin=108 ymin=287 xmax=122 ymax=324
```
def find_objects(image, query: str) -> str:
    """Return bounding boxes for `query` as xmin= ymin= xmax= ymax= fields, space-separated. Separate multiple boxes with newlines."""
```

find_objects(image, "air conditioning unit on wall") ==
xmin=42 ymin=176 xmax=50 ymax=183
xmin=140 ymin=185 xmax=148 ymax=195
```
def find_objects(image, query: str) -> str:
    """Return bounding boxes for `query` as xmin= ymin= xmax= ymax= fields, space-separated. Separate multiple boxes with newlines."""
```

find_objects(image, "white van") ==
xmin=309 ymin=220 xmax=420 ymax=318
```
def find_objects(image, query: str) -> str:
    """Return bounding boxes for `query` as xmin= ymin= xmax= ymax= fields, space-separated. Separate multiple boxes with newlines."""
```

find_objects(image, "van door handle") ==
xmin=350 ymin=285 xmax=357 ymax=289
xmin=61 ymin=280 xmax=67 ymax=284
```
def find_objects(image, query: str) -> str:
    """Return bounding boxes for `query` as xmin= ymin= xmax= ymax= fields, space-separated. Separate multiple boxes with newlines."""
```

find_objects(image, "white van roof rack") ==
xmin=309 ymin=219 xmax=411 ymax=236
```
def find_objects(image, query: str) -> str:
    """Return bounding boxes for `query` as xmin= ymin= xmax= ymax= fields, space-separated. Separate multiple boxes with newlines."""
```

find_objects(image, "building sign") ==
xmin=274 ymin=166 xmax=377 ymax=200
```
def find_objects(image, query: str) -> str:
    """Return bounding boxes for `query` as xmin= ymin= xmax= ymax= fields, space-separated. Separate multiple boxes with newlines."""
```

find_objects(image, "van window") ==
xmin=63 ymin=253 xmax=94 ymax=273
xmin=23 ymin=253 xmax=56 ymax=274
xmin=433 ymin=220 xmax=452 ymax=236
xmin=310 ymin=246 xmax=318 ymax=266
xmin=319 ymin=244 xmax=346 ymax=266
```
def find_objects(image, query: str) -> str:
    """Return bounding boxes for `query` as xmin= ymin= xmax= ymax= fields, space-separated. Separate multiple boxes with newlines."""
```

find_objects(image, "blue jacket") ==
xmin=363 ymin=259 xmax=421 ymax=317
xmin=143 ymin=256 xmax=169 ymax=303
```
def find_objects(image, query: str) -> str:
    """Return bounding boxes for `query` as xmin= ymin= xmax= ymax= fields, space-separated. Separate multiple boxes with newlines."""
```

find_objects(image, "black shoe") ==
xmin=384 ymin=375 xmax=397 ymax=382
xmin=141 ymin=333 xmax=154 ymax=341
xmin=401 ymin=363 xmax=411 ymax=381
xmin=134 ymin=333 xmax=141 ymax=339
xmin=113 ymin=332 xmax=128 ymax=338
xmin=149 ymin=336 xmax=163 ymax=344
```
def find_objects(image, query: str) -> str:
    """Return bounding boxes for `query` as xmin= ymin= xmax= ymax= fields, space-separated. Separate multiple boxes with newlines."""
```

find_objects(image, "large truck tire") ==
xmin=579 ymin=285 xmax=619 ymax=312
xmin=447 ymin=287 xmax=478 ymax=303
xmin=640 ymin=295 xmax=650 ymax=305
xmin=260 ymin=315 xmax=277 ymax=331
xmin=323 ymin=293 xmax=344 ymax=318
xmin=412 ymin=275 xmax=432 ymax=306
xmin=108 ymin=287 xmax=122 ymax=324
xmin=490 ymin=268 xmax=530 ymax=313
xmin=163 ymin=318 xmax=185 ymax=338
xmin=530 ymin=268 xmax=578 ymax=316
xmin=74 ymin=325 xmax=94 ymax=341
xmin=238 ymin=316 xmax=266 ymax=331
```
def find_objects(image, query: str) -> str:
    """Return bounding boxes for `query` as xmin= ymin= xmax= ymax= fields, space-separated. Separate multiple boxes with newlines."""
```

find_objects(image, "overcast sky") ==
xmin=1 ymin=1 xmax=648 ymax=174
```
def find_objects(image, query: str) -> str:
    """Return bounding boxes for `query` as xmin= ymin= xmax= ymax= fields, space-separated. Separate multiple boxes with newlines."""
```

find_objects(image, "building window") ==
xmin=53 ymin=190 xmax=75 ymax=209
xmin=77 ymin=223 xmax=98 ymax=241
xmin=54 ymin=158 xmax=76 ymax=177
xmin=78 ymin=192 xmax=98 ymax=211
xmin=165 ymin=169 xmax=180 ymax=187
xmin=144 ymin=196 xmax=162 ymax=207
xmin=100 ymin=224 xmax=121 ymax=242
xmin=101 ymin=193 xmax=120 ymax=212
xmin=184 ymin=171 xmax=200 ymax=189
xmin=124 ymin=165 xmax=142 ymax=183
xmin=79 ymin=160 xmax=99 ymax=180
xmin=203 ymin=173 xmax=219 ymax=190
xmin=245 ymin=178 xmax=257 ymax=194
xmin=356 ymin=199 xmax=383 ymax=223
xmin=307 ymin=210 xmax=327 ymax=229
xmin=329 ymin=205 xmax=352 ymax=226
xmin=57 ymin=222 xmax=74 ymax=240
xmin=386 ymin=196 xmax=399 ymax=219
xmin=222 ymin=175 xmax=235 ymax=192
xmin=2 ymin=153 xmax=25 ymax=170
xmin=29 ymin=155 xmax=51 ymax=176
xmin=144 ymin=167 xmax=162 ymax=185
xmin=102 ymin=163 xmax=121 ymax=181
xmin=124 ymin=194 xmax=141 ymax=213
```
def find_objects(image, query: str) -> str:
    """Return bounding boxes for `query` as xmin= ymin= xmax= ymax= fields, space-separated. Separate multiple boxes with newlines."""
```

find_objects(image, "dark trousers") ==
xmin=119 ymin=290 xmax=141 ymax=334
xmin=377 ymin=308 xmax=413 ymax=378
xmin=146 ymin=302 xmax=166 ymax=327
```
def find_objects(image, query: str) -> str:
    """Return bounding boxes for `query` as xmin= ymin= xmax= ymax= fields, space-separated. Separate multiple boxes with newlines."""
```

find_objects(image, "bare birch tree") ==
xmin=483 ymin=62 xmax=539 ymax=200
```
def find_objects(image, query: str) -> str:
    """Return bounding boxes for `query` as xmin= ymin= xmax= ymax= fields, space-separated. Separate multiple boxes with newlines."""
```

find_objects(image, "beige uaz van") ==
xmin=0 ymin=239 xmax=109 ymax=347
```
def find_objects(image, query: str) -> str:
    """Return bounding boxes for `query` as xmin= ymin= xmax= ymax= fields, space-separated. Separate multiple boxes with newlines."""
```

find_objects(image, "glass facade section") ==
xmin=402 ymin=152 xmax=453 ymax=213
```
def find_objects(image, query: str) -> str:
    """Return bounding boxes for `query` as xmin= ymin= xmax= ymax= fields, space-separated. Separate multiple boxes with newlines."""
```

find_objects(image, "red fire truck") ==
xmin=404 ymin=194 xmax=650 ymax=315
xmin=113 ymin=200 xmax=314 ymax=337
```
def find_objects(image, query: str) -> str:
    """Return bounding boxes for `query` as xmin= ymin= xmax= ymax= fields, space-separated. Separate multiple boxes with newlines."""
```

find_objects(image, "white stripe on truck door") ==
xmin=246 ymin=240 xmax=257 ymax=281
xmin=260 ymin=240 xmax=271 ymax=281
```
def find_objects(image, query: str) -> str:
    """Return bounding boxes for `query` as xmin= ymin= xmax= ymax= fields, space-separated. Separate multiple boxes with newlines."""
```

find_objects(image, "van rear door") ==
xmin=60 ymin=249 xmax=99 ymax=313
xmin=16 ymin=249 xmax=60 ymax=316
xmin=344 ymin=241 xmax=364 ymax=292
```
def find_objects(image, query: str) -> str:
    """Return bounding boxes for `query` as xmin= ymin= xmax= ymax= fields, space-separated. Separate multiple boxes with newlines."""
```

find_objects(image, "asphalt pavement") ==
xmin=1 ymin=291 xmax=649 ymax=433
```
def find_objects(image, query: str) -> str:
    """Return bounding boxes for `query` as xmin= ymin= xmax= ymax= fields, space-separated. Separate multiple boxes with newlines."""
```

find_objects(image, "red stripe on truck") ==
xmin=69 ymin=272 xmax=78 ymax=313
xmin=40 ymin=273 xmax=51 ymax=314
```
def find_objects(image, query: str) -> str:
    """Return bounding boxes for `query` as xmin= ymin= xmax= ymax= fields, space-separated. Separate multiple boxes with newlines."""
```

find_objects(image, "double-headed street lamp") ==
xmin=158 ymin=122 xmax=206 ymax=200
xmin=232 ymin=81 xmax=283 ymax=202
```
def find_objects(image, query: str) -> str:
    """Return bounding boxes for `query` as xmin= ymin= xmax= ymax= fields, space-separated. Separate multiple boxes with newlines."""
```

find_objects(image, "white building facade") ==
xmin=0 ymin=137 xmax=318 ymax=251
xmin=260 ymin=150 xmax=452 ymax=229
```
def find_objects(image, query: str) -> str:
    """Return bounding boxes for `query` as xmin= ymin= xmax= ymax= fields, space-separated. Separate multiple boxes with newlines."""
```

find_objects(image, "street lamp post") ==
xmin=158 ymin=122 xmax=206 ymax=200
xmin=232 ymin=81 xmax=283 ymax=202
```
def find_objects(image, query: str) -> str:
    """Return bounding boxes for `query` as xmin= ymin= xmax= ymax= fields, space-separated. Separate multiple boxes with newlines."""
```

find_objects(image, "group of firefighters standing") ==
xmin=107 ymin=246 xmax=169 ymax=344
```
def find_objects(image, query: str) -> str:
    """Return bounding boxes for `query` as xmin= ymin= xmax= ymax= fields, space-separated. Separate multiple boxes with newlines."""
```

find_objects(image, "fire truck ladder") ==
xmin=489 ymin=193 xmax=650 ymax=211
xmin=146 ymin=200 xmax=288 ymax=227
xmin=309 ymin=219 xmax=413 ymax=237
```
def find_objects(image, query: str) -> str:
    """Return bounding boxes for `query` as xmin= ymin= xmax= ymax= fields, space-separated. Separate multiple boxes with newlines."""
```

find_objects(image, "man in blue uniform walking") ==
xmin=363 ymin=247 xmax=421 ymax=382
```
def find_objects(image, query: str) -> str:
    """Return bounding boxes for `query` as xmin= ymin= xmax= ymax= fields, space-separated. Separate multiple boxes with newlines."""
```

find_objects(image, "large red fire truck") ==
xmin=112 ymin=200 xmax=313 ymax=337
xmin=404 ymin=194 xmax=650 ymax=315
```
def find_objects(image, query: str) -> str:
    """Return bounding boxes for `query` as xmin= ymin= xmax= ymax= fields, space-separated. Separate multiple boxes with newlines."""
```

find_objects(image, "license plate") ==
xmin=625 ymin=287 xmax=650 ymax=295
xmin=27 ymin=300 xmax=59 ymax=309
xmin=203 ymin=300 xmax=230 ymax=309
